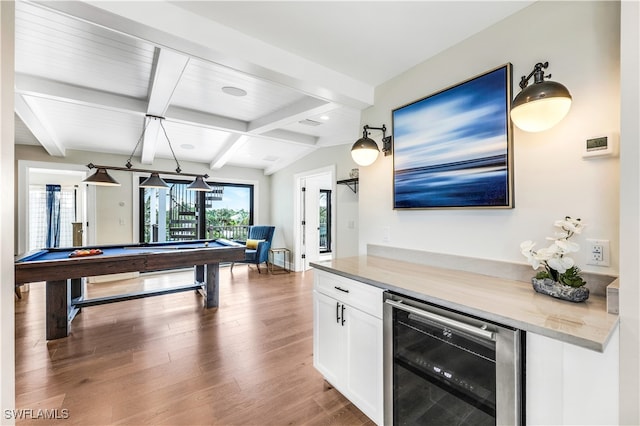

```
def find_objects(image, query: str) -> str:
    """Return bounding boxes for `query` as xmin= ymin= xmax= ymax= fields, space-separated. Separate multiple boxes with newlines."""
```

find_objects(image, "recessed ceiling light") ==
xmin=180 ymin=143 xmax=195 ymax=150
xmin=221 ymin=86 xmax=247 ymax=97
xmin=320 ymin=115 xmax=330 ymax=121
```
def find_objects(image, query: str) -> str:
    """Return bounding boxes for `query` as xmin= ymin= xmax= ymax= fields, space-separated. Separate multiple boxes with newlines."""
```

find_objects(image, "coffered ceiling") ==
xmin=13 ymin=1 xmax=534 ymax=175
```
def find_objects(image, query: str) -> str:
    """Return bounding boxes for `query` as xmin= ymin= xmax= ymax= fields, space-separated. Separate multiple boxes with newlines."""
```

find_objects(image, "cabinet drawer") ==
xmin=315 ymin=270 xmax=384 ymax=318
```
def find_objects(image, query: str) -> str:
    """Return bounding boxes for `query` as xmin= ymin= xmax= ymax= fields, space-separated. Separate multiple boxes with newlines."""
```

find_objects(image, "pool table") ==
xmin=15 ymin=239 xmax=245 ymax=340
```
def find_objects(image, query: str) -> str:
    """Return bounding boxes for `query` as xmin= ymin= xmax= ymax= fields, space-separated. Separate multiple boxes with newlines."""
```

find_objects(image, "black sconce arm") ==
xmin=519 ymin=61 xmax=552 ymax=89
xmin=363 ymin=124 xmax=393 ymax=156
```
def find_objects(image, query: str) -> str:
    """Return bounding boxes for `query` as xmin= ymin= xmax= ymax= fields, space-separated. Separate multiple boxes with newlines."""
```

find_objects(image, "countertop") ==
xmin=311 ymin=255 xmax=619 ymax=352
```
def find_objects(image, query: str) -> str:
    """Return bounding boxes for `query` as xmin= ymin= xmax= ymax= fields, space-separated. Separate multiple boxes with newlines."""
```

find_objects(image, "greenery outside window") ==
xmin=140 ymin=179 xmax=254 ymax=243
xmin=320 ymin=189 xmax=331 ymax=253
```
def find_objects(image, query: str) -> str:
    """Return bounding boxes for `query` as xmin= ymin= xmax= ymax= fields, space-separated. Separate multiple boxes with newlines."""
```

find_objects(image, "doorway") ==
xmin=294 ymin=166 xmax=336 ymax=271
xmin=18 ymin=161 xmax=92 ymax=254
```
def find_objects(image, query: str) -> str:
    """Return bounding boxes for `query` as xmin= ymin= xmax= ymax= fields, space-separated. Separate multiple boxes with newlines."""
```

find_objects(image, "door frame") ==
xmin=293 ymin=165 xmax=336 ymax=272
xmin=17 ymin=160 xmax=94 ymax=254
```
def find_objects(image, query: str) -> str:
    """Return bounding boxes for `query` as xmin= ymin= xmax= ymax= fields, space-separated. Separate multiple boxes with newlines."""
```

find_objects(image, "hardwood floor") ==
xmin=14 ymin=265 xmax=375 ymax=425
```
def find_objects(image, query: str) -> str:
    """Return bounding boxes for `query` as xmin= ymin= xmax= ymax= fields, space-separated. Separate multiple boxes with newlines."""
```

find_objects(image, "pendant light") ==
xmin=511 ymin=62 xmax=572 ymax=132
xmin=186 ymin=176 xmax=213 ymax=192
xmin=83 ymin=115 xmax=212 ymax=191
xmin=139 ymin=172 xmax=169 ymax=189
xmin=83 ymin=167 xmax=120 ymax=186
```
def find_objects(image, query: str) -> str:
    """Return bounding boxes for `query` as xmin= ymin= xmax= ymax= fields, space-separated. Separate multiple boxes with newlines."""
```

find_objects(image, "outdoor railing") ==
xmin=206 ymin=225 xmax=249 ymax=241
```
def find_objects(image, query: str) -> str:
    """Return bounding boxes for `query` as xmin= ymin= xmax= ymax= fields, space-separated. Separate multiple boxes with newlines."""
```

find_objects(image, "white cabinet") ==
xmin=526 ymin=327 xmax=619 ymax=425
xmin=313 ymin=270 xmax=384 ymax=425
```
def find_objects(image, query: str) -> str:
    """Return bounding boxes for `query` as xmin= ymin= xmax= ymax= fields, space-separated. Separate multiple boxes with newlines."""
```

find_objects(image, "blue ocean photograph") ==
xmin=393 ymin=65 xmax=512 ymax=209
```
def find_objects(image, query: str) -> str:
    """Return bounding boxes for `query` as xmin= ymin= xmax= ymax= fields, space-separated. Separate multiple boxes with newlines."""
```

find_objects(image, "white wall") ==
xmin=15 ymin=145 xmax=271 ymax=246
xmin=0 ymin=1 xmax=15 ymax=422
xmin=270 ymin=144 xmax=359 ymax=262
xmin=360 ymin=0 xmax=636 ymax=421
xmin=619 ymin=0 xmax=640 ymax=423
xmin=360 ymin=1 xmax=620 ymax=276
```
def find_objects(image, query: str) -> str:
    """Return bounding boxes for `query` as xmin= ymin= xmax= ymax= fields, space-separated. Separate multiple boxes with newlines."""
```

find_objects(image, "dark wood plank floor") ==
xmin=15 ymin=265 xmax=374 ymax=425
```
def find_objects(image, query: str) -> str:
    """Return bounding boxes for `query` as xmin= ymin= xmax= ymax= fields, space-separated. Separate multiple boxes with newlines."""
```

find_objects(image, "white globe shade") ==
xmin=351 ymin=147 xmax=379 ymax=166
xmin=511 ymin=97 xmax=572 ymax=132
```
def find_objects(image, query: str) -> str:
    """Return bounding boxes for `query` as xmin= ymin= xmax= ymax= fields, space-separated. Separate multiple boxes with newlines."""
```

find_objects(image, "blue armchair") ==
xmin=231 ymin=225 xmax=275 ymax=273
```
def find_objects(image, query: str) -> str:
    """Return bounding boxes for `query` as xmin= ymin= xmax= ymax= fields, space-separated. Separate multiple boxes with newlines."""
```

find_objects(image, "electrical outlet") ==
xmin=586 ymin=239 xmax=610 ymax=267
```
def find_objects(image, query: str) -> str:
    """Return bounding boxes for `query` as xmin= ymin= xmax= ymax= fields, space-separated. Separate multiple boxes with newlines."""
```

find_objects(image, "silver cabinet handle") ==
xmin=385 ymin=299 xmax=495 ymax=341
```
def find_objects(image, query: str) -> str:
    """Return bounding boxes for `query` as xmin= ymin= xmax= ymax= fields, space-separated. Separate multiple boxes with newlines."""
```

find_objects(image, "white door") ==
xmin=293 ymin=166 xmax=335 ymax=272
xmin=303 ymin=178 xmax=320 ymax=269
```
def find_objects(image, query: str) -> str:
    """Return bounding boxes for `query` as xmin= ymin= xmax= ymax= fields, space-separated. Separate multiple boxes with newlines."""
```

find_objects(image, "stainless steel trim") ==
xmin=384 ymin=294 xmax=522 ymax=425
xmin=384 ymin=299 xmax=495 ymax=341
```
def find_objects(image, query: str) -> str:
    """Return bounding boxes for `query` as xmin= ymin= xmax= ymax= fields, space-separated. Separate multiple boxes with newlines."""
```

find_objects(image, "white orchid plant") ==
xmin=520 ymin=216 xmax=587 ymax=288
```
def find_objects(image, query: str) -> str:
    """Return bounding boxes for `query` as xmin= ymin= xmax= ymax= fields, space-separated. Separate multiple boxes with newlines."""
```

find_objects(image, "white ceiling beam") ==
xmin=141 ymin=48 xmax=190 ymax=164
xmin=140 ymin=116 xmax=163 ymax=165
xmin=35 ymin=1 xmax=374 ymax=110
xmin=166 ymin=106 xmax=248 ymax=133
xmin=263 ymin=146 xmax=318 ymax=176
xmin=210 ymin=134 xmax=248 ymax=170
xmin=15 ymin=73 xmax=147 ymax=115
xmin=147 ymin=49 xmax=190 ymax=116
xmin=15 ymin=74 xmax=250 ymax=135
xmin=248 ymin=98 xmax=334 ymax=134
xmin=15 ymin=74 xmax=318 ymax=156
xmin=259 ymin=129 xmax=318 ymax=146
xmin=14 ymin=95 xmax=65 ymax=157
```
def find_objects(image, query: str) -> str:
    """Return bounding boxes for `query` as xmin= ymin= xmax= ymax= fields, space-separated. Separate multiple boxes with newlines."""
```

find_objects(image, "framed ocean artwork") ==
xmin=392 ymin=64 xmax=514 ymax=209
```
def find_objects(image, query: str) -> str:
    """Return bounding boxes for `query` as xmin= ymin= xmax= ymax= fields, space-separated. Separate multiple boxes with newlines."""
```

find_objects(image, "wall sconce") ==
xmin=510 ymin=61 xmax=572 ymax=132
xmin=351 ymin=124 xmax=393 ymax=166
xmin=83 ymin=115 xmax=212 ymax=191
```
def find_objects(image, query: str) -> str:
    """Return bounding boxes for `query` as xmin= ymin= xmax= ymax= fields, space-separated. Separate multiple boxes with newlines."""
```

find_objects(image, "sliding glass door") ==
xmin=140 ymin=179 xmax=254 ymax=243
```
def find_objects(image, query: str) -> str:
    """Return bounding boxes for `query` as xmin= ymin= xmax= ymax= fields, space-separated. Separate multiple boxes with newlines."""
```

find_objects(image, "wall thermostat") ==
xmin=583 ymin=133 xmax=617 ymax=158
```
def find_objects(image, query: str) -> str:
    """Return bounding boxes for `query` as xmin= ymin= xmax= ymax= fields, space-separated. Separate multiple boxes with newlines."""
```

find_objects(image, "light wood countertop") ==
xmin=311 ymin=255 xmax=619 ymax=352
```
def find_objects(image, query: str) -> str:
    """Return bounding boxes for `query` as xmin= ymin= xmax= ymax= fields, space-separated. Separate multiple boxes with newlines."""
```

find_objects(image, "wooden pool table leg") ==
xmin=205 ymin=262 xmax=219 ymax=308
xmin=70 ymin=277 xmax=83 ymax=301
xmin=46 ymin=279 xmax=70 ymax=340
xmin=194 ymin=265 xmax=205 ymax=285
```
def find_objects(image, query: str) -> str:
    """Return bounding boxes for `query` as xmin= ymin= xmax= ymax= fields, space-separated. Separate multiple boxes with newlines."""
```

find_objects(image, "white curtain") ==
xmin=29 ymin=185 xmax=75 ymax=250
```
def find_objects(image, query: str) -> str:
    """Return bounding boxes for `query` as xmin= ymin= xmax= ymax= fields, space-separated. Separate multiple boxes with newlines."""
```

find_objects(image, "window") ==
xmin=140 ymin=179 xmax=254 ymax=243
xmin=319 ymin=189 xmax=331 ymax=253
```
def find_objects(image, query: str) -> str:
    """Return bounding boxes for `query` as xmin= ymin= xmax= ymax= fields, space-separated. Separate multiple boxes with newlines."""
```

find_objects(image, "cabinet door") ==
xmin=526 ymin=329 xmax=619 ymax=425
xmin=313 ymin=290 xmax=346 ymax=387
xmin=344 ymin=303 xmax=384 ymax=425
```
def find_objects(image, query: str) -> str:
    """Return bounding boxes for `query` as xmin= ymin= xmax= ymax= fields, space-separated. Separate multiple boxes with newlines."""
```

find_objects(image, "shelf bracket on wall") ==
xmin=337 ymin=178 xmax=358 ymax=193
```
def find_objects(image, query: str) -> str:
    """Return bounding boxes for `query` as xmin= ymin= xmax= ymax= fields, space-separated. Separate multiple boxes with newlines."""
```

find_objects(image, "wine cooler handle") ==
xmin=385 ymin=299 xmax=495 ymax=341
